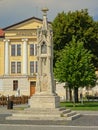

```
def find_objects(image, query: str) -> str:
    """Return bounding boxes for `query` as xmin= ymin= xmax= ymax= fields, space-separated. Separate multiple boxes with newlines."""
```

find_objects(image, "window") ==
xmin=13 ymin=80 xmax=18 ymax=91
xmin=30 ymin=61 xmax=38 ymax=74
xmin=11 ymin=44 xmax=21 ymax=56
xmin=17 ymin=62 xmax=21 ymax=73
xmin=30 ymin=44 xmax=37 ymax=56
xmin=30 ymin=44 xmax=34 ymax=56
xmin=17 ymin=44 xmax=21 ymax=56
xmin=11 ymin=62 xmax=15 ymax=73
xmin=11 ymin=62 xmax=21 ymax=74
xmin=11 ymin=45 xmax=15 ymax=56
xmin=30 ymin=81 xmax=36 ymax=86
xmin=30 ymin=61 xmax=34 ymax=73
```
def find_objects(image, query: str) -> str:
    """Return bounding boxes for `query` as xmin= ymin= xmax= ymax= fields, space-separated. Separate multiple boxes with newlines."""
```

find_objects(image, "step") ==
xmin=62 ymin=109 xmax=71 ymax=114
xmin=6 ymin=113 xmax=81 ymax=121
xmin=12 ymin=113 xmax=61 ymax=118
xmin=6 ymin=116 xmax=65 ymax=120
xmin=13 ymin=107 xmax=67 ymax=115
xmin=66 ymin=113 xmax=81 ymax=120
xmin=64 ymin=111 xmax=77 ymax=117
xmin=6 ymin=107 xmax=81 ymax=121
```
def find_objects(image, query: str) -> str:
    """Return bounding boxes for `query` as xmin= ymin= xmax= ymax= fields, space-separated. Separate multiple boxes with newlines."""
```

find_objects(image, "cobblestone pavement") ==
xmin=0 ymin=105 xmax=98 ymax=126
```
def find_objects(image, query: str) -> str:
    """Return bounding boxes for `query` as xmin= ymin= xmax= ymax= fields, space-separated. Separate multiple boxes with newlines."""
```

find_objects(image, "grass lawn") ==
xmin=60 ymin=101 xmax=98 ymax=111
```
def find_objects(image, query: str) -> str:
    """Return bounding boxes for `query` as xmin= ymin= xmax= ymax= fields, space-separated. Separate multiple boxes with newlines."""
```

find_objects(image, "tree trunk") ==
xmin=66 ymin=87 xmax=72 ymax=102
xmin=69 ymin=88 xmax=72 ymax=102
xmin=74 ymin=87 xmax=79 ymax=103
xmin=66 ymin=87 xmax=69 ymax=101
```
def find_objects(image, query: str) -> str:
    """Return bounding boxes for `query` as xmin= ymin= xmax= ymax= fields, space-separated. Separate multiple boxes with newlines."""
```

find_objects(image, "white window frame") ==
xmin=11 ymin=44 xmax=21 ymax=56
xmin=11 ymin=61 xmax=21 ymax=74
xmin=30 ymin=61 xmax=38 ymax=75
xmin=30 ymin=43 xmax=37 ymax=56
xmin=17 ymin=62 xmax=21 ymax=73
xmin=11 ymin=62 xmax=16 ymax=73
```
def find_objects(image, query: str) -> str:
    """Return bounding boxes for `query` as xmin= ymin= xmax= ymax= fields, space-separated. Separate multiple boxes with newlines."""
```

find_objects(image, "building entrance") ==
xmin=30 ymin=81 xmax=36 ymax=96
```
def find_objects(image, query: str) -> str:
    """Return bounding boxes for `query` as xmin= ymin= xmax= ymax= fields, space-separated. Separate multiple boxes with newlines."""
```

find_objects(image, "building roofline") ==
xmin=3 ymin=16 xmax=51 ymax=30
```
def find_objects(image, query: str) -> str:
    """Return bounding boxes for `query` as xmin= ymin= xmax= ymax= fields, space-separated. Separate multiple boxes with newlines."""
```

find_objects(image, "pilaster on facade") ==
xmin=4 ymin=39 xmax=10 ymax=76
xmin=22 ymin=38 xmax=28 ymax=75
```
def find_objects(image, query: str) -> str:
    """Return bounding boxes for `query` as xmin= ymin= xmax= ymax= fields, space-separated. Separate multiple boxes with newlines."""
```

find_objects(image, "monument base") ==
xmin=29 ymin=93 xmax=60 ymax=109
xmin=6 ymin=94 xmax=81 ymax=121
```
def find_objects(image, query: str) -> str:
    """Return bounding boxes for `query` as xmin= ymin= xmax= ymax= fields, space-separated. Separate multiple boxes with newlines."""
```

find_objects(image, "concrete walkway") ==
xmin=0 ymin=104 xmax=98 ymax=126
xmin=0 ymin=104 xmax=29 ymax=114
xmin=76 ymin=110 xmax=98 ymax=115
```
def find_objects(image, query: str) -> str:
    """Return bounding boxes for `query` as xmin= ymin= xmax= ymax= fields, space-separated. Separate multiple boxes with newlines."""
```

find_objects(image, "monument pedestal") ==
xmin=29 ymin=94 xmax=60 ymax=109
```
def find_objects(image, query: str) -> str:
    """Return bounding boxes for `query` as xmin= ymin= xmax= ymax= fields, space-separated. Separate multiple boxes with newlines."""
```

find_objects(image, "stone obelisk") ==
xmin=29 ymin=8 xmax=60 ymax=109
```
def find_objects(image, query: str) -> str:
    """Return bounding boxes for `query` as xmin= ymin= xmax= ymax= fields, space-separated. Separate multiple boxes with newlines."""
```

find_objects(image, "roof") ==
xmin=0 ymin=29 xmax=5 ymax=37
xmin=3 ymin=16 xmax=51 ymax=30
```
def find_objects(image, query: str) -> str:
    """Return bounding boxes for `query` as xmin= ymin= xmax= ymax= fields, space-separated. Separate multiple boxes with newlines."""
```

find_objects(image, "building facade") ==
xmin=0 ymin=17 xmax=51 ymax=96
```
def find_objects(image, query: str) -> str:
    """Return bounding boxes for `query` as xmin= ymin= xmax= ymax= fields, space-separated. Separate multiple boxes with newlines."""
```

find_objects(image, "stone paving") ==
xmin=0 ymin=105 xmax=98 ymax=126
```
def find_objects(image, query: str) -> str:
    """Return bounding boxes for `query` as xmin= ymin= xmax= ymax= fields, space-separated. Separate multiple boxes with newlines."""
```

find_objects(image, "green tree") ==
xmin=54 ymin=36 xmax=96 ymax=103
xmin=52 ymin=9 xmax=98 ymax=67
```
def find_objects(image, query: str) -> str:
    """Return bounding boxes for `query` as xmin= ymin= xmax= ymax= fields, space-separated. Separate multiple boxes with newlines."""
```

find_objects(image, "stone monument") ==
xmin=29 ymin=8 xmax=60 ymax=109
xmin=6 ymin=9 xmax=80 ymax=120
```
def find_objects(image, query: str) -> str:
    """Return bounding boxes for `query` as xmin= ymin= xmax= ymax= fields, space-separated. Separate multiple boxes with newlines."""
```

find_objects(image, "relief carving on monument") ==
xmin=41 ymin=74 xmax=48 ymax=92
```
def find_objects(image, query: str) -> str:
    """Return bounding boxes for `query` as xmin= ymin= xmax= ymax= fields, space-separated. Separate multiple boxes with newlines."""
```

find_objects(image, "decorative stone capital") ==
xmin=22 ymin=38 xmax=28 ymax=42
xmin=4 ymin=39 xmax=10 ymax=42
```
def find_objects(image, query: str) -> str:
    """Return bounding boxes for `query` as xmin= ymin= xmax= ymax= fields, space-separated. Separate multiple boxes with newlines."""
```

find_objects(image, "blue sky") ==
xmin=0 ymin=0 xmax=98 ymax=28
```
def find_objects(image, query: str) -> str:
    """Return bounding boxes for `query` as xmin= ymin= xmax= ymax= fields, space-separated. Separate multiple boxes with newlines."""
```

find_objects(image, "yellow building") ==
xmin=0 ymin=17 xmax=51 ymax=96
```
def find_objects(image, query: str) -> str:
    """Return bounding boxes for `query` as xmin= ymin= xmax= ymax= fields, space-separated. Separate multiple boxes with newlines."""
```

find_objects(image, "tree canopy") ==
xmin=54 ymin=36 xmax=96 ymax=88
xmin=54 ymin=36 xmax=97 ymax=102
xmin=52 ymin=9 xmax=98 ymax=67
